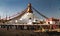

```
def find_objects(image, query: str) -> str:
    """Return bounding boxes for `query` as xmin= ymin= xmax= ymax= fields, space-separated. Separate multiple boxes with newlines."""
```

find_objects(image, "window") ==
xmin=48 ymin=22 xmax=50 ymax=24
xmin=35 ymin=20 xmax=38 ymax=21
xmin=29 ymin=18 xmax=31 ymax=19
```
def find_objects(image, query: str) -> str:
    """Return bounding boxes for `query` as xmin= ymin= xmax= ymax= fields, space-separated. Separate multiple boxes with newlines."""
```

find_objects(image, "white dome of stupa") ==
xmin=17 ymin=3 xmax=40 ymax=24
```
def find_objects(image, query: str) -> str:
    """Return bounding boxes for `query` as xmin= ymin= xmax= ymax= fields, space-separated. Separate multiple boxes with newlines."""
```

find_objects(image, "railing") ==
xmin=0 ymin=23 xmax=60 ymax=32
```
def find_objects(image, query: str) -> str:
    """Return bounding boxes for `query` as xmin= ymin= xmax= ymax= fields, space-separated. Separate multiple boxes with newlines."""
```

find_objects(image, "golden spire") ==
xmin=27 ymin=3 xmax=33 ymax=13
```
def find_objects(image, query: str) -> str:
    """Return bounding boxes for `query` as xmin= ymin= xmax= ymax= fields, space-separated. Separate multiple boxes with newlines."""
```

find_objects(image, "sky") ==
xmin=0 ymin=0 xmax=60 ymax=19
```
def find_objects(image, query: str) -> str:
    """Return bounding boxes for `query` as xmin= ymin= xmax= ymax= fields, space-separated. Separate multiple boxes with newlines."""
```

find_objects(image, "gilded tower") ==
xmin=27 ymin=3 xmax=33 ymax=13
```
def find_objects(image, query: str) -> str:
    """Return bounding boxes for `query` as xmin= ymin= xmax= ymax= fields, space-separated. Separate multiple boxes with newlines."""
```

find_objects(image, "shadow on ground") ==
xmin=0 ymin=28 xmax=60 ymax=36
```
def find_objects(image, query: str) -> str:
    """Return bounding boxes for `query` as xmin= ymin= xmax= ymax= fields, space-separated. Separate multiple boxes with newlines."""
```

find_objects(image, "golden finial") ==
xmin=27 ymin=3 xmax=33 ymax=13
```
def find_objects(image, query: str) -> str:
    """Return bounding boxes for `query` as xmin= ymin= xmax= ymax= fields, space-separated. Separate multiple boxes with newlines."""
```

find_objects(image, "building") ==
xmin=46 ymin=17 xmax=59 ymax=24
